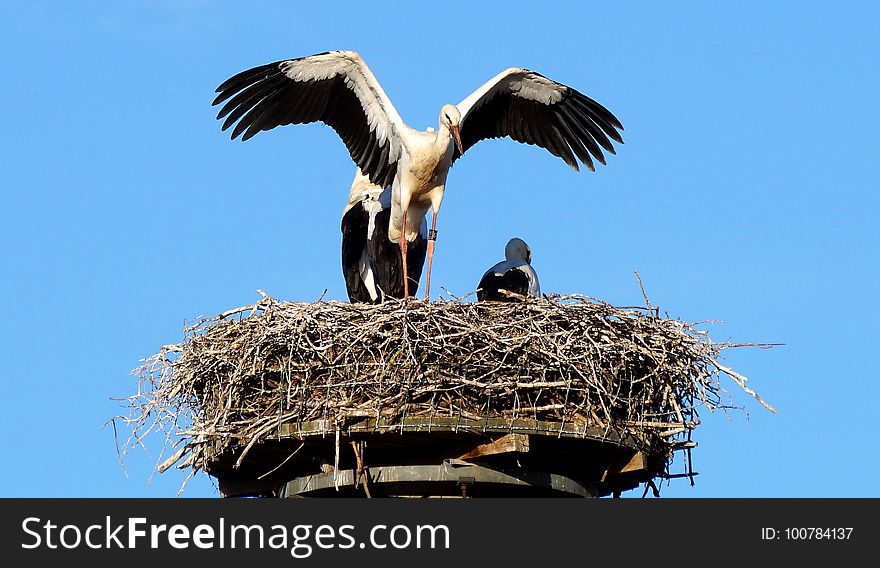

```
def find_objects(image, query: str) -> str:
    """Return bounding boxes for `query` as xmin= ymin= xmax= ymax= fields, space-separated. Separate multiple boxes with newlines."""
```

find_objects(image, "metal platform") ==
xmin=280 ymin=459 xmax=597 ymax=498
xmin=204 ymin=416 xmax=667 ymax=498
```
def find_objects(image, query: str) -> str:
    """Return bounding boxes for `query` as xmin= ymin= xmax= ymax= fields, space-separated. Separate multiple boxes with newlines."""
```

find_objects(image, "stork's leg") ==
xmin=424 ymin=211 xmax=438 ymax=301
xmin=399 ymin=209 xmax=409 ymax=298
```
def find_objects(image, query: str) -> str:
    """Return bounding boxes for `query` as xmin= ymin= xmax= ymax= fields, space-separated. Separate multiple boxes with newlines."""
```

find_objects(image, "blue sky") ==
xmin=1 ymin=1 xmax=877 ymax=498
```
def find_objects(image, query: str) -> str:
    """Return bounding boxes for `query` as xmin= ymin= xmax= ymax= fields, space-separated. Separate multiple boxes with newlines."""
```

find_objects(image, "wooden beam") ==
xmin=600 ymin=451 xmax=647 ymax=482
xmin=281 ymin=461 xmax=597 ymax=498
xmin=457 ymin=433 xmax=530 ymax=460
xmin=619 ymin=451 xmax=646 ymax=474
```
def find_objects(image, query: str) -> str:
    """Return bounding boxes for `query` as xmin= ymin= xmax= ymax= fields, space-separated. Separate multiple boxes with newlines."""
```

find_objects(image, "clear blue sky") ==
xmin=1 ymin=1 xmax=877 ymax=498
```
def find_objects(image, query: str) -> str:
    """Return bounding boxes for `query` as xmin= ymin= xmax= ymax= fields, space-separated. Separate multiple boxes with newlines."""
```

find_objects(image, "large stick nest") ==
xmin=117 ymin=292 xmax=775 ymax=489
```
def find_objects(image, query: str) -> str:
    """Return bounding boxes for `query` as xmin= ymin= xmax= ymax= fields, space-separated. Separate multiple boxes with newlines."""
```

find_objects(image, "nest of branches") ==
xmin=118 ymin=292 xmax=774 ymax=487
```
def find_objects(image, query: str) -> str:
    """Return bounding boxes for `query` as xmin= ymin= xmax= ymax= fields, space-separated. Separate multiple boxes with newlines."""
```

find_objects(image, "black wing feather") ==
xmin=554 ymin=113 xmax=596 ymax=171
xmin=341 ymin=204 xmax=373 ymax=304
xmin=477 ymin=268 xmax=532 ymax=302
xmin=557 ymin=105 xmax=606 ymax=165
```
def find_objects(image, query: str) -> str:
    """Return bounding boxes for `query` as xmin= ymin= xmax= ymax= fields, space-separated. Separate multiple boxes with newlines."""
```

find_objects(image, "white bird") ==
xmin=341 ymin=168 xmax=427 ymax=303
xmin=213 ymin=50 xmax=624 ymax=299
xmin=477 ymin=238 xmax=541 ymax=301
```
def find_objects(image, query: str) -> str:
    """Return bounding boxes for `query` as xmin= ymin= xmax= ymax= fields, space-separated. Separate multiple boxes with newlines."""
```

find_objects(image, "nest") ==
xmin=117 ymin=291 xmax=775 ymax=492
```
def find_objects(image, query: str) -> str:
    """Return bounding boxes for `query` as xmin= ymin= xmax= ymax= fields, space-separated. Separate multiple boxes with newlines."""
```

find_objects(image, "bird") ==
xmin=476 ymin=238 xmax=541 ymax=302
xmin=213 ymin=50 xmax=624 ymax=300
xmin=341 ymin=167 xmax=427 ymax=303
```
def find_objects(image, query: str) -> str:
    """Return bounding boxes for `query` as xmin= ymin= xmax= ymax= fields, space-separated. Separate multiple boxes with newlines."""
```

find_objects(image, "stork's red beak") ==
xmin=451 ymin=124 xmax=463 ymax=154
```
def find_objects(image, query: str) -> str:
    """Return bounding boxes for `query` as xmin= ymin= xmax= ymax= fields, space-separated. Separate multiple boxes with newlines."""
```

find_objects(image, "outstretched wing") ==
xmin=213 ymin=50 xmax=407 ymax=188
xmin=454 ymin=68 xmax=624 ymax=171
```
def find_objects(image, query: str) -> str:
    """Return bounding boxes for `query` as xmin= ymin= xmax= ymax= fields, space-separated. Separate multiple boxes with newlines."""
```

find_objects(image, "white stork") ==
xmin=213 ymin=50 xmax=624 ymax=299
xmin=341 ymin=167 xmax=427 ymax=303
xmin=477 ymin=238 xmax=541 ymax=301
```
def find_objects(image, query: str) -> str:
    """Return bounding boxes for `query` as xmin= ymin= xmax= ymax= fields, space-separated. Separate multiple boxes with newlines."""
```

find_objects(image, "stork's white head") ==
xmin=440 ymin=104 xmax=463 ymax=154
xmin=505 ymin=238 xmax=532 ymax=265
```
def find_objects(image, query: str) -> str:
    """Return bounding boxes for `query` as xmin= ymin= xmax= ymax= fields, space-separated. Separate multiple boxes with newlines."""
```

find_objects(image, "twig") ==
xmin=634 ymin=270 xmax=652 ymax=311
xmin=258 ymin=442 xmax=304 ymax=480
